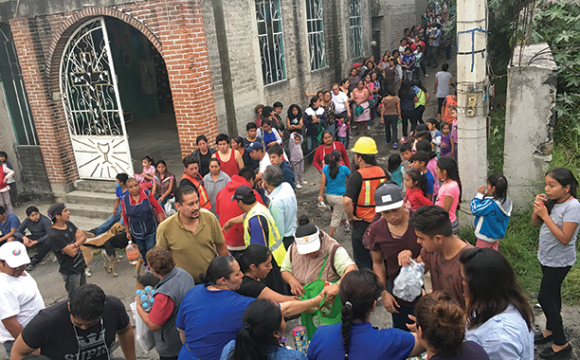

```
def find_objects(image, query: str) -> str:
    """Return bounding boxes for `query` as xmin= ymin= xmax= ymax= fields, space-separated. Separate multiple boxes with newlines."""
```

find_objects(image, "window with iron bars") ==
xmin=256 ymin=0 xmax=287 ymax=85
xmin=306 ymin=0 xmax=326 ymax=71
xmin=349 ymin=0 xmax=363 ymax=58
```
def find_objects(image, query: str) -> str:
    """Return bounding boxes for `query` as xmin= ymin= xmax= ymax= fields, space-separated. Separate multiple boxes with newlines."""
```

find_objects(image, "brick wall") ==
xmin=9 ymin=0 xmax=219 ymax=184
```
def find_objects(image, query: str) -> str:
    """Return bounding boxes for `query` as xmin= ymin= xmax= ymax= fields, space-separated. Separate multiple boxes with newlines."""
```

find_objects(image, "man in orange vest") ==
xmin=179 ymin=155 xmax=212 ymax=210
xmin=343 ymin=137 xmax=390 ymax=269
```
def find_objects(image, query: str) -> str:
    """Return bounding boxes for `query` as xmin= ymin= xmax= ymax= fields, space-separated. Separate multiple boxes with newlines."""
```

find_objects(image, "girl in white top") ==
xmin=531 ymin=167 xmax=580 ymax=359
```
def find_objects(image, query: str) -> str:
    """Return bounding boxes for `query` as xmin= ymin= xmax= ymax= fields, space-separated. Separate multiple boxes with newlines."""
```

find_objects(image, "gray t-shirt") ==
xmin=436 ymin=71 xmax=453 ymax=98
xmin=538 ymin=198 xmax=580 ymax=267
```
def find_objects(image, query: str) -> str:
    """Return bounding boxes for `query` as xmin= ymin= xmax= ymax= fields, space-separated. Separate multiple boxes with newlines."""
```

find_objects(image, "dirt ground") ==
xmin=2 ymin=59 xmax=577 ymax=359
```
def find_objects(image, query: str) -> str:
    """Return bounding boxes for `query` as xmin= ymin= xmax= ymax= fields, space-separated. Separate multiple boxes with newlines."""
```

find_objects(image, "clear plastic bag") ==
xmin=393 ymin=260 xmax=425 ymax=302
xmin=130 ymin=302 xmax=155 ymax=352
xmin=164 ymin=197 xmax=177 ymax=216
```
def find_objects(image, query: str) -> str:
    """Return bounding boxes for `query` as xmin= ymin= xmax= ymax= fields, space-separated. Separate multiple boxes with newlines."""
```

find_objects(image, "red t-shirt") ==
xmin=148 ymin=293 xmax=175 ymax=326
xmin=405 ymin=188 xmax=433 ymax=210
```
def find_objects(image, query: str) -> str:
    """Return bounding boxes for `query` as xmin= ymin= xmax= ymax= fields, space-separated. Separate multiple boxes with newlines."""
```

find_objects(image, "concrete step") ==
xmin=66 ymin=203 xmax=113 ymax=221
xmin=66 ymin=191 xmax=117 ymax=208
xmin=74 ymin=180 xmax=117 ymax=194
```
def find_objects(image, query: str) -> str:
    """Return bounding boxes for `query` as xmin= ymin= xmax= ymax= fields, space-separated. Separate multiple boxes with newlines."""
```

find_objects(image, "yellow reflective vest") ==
xmin=243 ymin=203 xmax=286 ymax=265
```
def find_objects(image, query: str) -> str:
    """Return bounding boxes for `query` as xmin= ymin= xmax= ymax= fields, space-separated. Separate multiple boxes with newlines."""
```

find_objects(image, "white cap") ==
xmin=294 ymin=228 xmax=321 ymax=255
xmin=0 ymin=241 xmax=30 ymax=268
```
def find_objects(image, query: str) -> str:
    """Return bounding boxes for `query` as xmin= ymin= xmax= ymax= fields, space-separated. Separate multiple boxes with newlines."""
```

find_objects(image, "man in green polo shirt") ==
xmin=156 ymin=185 xmax=228 ymax=282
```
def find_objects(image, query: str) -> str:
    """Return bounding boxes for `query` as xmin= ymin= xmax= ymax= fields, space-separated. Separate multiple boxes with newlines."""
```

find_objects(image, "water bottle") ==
xmin=137 ymin=287 xmax=156 ymax=312
xmin=126 ymin=240 xmax=139 ymax=265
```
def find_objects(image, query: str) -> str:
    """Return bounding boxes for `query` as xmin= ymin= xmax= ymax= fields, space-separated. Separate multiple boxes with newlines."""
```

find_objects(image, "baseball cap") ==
xmin=47 ymin=203 xmax=66 ymax=221
xmin=374 ymin=183 xmax=404 ymax=212
xmin=245 ymin=142 xmax=264 ymax=153
xmin=294 ymin=228 xmax=321 ymax=255
xmin=353 ymin=63 xmax=362 ymax=68
xmin=231 ymin=185 xmax=256 ymax=204
xmin=0 ymin=241 xmax=30 ymax=268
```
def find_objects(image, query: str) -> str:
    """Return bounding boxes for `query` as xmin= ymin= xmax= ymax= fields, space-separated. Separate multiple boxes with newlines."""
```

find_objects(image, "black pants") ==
xmin=412 ymin=106 xmax=425 ymax=133
xmin=384 ymin=115 xmax=398 ymax=143
xmin=159 ymin=356 xmax=178 ymax=360
xmin=351 ymin=220 xmax=372 ymax=270
xmin=437 ymin=98 xmax=445 ymax=114
xmin=401 ymin=110 xmax=414 ymax=137
xmin=538 ymin=265 xmax=572 ymax=345
xmin=29 ymin=235 xmax=52 ymax=266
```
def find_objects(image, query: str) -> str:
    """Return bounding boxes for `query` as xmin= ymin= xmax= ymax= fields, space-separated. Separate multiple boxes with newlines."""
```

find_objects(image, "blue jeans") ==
xmin=135 ymin=232 xmax=156 ymax=267
xmin=326 ymin=124 xmax=336 ymax=139
xmin=306 ymin=137 xmax=318 ymax=163
xmin=3 ymin=341 xmax=13 ymax=357
xmin=91 ymin=204 xmax=124 ymax=236
xmin=338 ymin=136 xmax=347 ymax=146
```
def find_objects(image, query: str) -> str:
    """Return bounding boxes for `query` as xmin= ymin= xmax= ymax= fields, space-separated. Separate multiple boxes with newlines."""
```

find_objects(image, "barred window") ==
xmin=256 ymin=0 xmax=287 ymax=85
xmin=306 ymin=0 xmax=326 ymax=71
xmin=349 ymin=0 xmax=363 ymax=58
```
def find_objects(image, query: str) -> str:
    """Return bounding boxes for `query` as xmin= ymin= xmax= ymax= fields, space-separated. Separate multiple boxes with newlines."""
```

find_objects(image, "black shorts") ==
xmin=437 ymin=97 xmax=445 ymax=114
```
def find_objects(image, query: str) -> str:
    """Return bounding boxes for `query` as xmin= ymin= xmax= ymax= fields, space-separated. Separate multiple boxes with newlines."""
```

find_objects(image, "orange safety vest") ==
xmin=355 ymin=166 xmax=388 ymax=222
xmin=181 ymin=173 xmax=212 ymax=210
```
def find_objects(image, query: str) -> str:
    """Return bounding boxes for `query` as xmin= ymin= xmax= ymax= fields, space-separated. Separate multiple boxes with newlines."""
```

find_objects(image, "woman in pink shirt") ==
xmin=435 ymin=156 xmax=462 ymax=235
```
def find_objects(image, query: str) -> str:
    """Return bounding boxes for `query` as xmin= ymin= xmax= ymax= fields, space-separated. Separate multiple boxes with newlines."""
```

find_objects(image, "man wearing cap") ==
xmin=157 ymin=185 xmax=228 ymax=283
xmin=343 ymin=137 xmax=390 ymax=270
xmin=0 ymin=242 xmax=44 ymax=357
xmin=263 ymin=165 xmax=297 ymax=250
xmin=367 ymin=183 xmax=422 ymax=330
xmin=222 ymin=185 xmax=288 ymax=294
xmin=47 ymin=203 xmax=87 ymax=298
xmin=246 ymin=141 xmax=271 ymax=185
xmin=0 ymin=206 xmax=20 ymax=246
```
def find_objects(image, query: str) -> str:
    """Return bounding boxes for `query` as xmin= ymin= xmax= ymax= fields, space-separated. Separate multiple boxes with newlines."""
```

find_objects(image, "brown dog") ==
xmin=81 ymin=223 xmax=125 ymax=277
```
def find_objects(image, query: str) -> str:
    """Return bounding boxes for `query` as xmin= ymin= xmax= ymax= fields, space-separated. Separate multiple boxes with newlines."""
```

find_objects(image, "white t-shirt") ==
xmin=258 ymin=154 xmax=272 ymax=174
xmin=331 ymin=92 xmax=350 ymax=114
xmin=0 ymin=272 xmax=45 ymax=342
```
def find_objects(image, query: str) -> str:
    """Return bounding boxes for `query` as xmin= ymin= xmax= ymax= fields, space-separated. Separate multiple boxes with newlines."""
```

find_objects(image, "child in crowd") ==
xmin=416 ymin=140 xmax=439 ymax=201
xmin=254 ymin=104 xmax=265 ymax=127
xmin=425 ymin=118 xmax=442 ymax=156
xmin=273 ymin=101 xmax=284 ymax=132
xmin=471 ymin=174 xmax=512 ymax=250
xmin=286 ymin=104 xmax=303 ymax=135
xmin=0 ymin=156 xmax=14 ymax=213
xmin=257 ymin=119 xmax=283 ymax=150
xmin=399 ymin=143 xmax=413 ymax=162
xmin=410 ymin=151 xmax=434 ymax=201
xmin=0 ymin=151 xmax=19 ymax=207
xmin=388 ymin=153 xmax=405 ymax=189
xmin=135 ymin=155 xmax=155 ymax=191
xmin=337 ymin=117 xmax=349 ymax=146
xmin=435 ymin=156 xmax=462 ymax=234
xmin=532 ymin=168 xmax=580 ymax=359
xmin=450 ymin=107 xmax=458 ymax=160
xmin=289 ymin=132 xmax=306 ymax=189
xmin=439 ymin=122 xmax=454 ymax=158
xmin=404 ymin=170 xmax=432 ymax=210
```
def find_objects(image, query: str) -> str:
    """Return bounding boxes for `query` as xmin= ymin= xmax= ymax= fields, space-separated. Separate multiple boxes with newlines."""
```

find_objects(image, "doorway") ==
xmin=104 ymin=18 xmax=183 ymax=177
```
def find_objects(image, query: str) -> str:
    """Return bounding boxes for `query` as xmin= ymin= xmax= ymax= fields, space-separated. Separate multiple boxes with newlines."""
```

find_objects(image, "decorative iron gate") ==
xmin=59 ymin=17 xmax=132 ymax=180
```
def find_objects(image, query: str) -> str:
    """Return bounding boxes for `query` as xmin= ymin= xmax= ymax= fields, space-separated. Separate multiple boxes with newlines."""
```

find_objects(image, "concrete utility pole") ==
xmin=456 ymin=0 xmax=489 ymax=207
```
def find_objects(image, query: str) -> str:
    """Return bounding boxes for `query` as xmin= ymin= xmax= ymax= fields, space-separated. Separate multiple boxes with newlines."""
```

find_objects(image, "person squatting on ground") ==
xmin=13 ymin=206 xmax=52 ymax=272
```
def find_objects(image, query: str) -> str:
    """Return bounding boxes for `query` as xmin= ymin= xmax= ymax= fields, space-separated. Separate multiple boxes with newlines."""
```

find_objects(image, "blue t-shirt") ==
xmin=0 ymin=213 xmax=21 ymax=237
xmin=425 ymin=170 xmax=434 ymax=195
xmin=323 ymin=165 xmax=351 ymax=196
xmin=307 ymin=322 xmax=415 ymax=360
xmin=116 ymin=186 xmax=128 ymax=199
xmin=221 ymin=340 xmax=307 ymax=360
xmin=176 ymin=285 xmax=255 ymax=360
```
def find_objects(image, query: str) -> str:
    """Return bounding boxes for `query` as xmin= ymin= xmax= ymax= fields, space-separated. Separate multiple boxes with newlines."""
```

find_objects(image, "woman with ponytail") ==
xmin=435 ymin=156 xmax=462 ymax=234
xmin=307 ymin=269 xmax=423 ymax=360
xmin=221 ymin=299 xmax=306 ymax=360
xmin=415 ymin=291 xmax=489 ymax=359
xmin=236 ymin=244 xmax=298 ymax=302
xmin=177 ymin=256 xmax=324 ymax=360
xmin=318 ymin=150 xmax=351 ymax=237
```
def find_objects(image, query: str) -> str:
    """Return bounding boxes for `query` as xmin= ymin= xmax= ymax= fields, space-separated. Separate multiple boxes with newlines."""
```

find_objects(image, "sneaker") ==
xmin=302 ymin=180 xmax=308 ymax=184
xmin=26 ymin=264 xmax=35 ymax=272
xmin=424 ymin=74 xmax=429 ymax=78
xmin=344 ymin=222 xmax=351 ymax=233
xmin=393 ymin=143 xmax=398 ymax=149
xmin=384 ymin=141 xmax=390 ymax=145
xmin=296 ymin=184 xmax=302 ymax=189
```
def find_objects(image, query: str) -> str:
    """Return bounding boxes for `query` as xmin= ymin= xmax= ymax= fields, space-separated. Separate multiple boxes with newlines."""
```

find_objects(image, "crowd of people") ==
xmin=0 ymin=7 xmax=578 ymax=360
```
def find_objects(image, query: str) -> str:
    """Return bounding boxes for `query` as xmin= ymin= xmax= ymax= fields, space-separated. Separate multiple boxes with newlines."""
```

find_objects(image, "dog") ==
xmin=81 ymin=223 xmax=128 ymax=277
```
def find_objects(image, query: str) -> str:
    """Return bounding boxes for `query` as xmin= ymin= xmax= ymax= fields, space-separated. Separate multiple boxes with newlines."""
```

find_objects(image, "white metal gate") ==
xmin=59 ymin=17 xmax=132 ymax=180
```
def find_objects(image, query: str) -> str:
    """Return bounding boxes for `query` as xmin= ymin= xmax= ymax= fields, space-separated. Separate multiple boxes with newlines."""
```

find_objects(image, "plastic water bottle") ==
xmin=126 ymin=241 xmax=139 ymax=265
xmin=137 ymin=287 xmax=156 ymax=312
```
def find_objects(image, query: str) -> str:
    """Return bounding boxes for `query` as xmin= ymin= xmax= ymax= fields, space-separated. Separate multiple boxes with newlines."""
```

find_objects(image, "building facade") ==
xmin=0 ymin=0 xmax=417 ymax=198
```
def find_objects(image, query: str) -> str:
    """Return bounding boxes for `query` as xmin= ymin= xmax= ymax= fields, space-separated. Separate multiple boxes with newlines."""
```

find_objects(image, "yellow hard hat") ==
xmin=352 ymin=137 xmax=378 ymax=155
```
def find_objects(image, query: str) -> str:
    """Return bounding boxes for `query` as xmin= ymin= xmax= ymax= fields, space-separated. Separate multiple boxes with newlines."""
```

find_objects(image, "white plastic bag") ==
xmin=164 ymin=198 xmax=177 ymax=216
xmin=393 ymin=260 xmax=425 ymax=302
xmin=130 ymin=302 xmax=155 ymax=353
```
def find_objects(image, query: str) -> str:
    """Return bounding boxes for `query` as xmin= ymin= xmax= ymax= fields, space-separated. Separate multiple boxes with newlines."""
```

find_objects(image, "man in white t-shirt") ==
xmin=0 ymin=241 xmax=44 ymax=357
xmin=246 ymin=141 xmax=271 ymax=204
